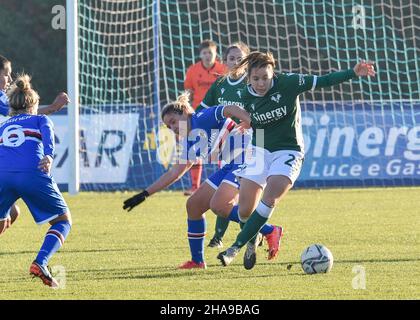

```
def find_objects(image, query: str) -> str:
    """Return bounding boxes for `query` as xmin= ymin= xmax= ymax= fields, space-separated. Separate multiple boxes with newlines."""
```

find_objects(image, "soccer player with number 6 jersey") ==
xmin=0 ymin=74 xmax=72 ymax=287
xmin=0 ymin=54 xmax=70 ymax=230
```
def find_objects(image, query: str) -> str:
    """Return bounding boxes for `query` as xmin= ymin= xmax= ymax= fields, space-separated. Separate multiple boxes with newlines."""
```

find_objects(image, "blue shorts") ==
xmin=0 ymin=171 xmax=69 ymax=225
xmin=206 ymin=163 xmax=240 ymax=190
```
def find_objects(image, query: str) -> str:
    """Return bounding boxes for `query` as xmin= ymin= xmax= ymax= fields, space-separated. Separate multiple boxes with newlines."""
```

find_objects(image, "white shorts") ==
xmin=234 ymin=146 xmax=304 ymax=188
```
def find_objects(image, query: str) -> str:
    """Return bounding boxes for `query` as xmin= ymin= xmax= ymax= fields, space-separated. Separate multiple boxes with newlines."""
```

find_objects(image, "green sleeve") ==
xmin=283 ymin=69 xmax=358 ymax=95
xmin=315 ymin=69 xmax=357 ymax=89
xmin=199 ymin=80 xmax=218 ymax=109
xmin=281 ymin=73 xmax=317 ymax=94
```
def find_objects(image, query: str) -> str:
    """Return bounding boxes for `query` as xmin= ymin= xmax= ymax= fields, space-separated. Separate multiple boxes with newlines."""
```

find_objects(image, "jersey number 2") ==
xmin=284 ymin=154 xmax=296 ymax=167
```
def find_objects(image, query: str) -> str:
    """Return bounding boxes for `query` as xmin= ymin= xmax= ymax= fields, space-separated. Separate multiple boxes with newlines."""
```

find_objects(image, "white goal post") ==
xmin=66 ymin=0 xmax=80 ymax=195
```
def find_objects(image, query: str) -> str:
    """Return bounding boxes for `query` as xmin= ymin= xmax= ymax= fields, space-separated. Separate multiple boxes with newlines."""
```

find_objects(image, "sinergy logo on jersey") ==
xmin=252 ymin=106 xmax=287 ymax=125
xmin=217 ymin=97 xmax=244 ymax=108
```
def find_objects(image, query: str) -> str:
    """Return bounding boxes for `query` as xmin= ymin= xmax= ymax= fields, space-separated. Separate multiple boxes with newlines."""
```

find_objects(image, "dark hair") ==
xmin=161 ymin=91 xmax=194 ymax=121
xmin=229 ymin=51 xmax=276 ymax=79
xmin=199 ymin=39 xmax=218 ymax=53
xmin=0 ymin=55 xmax=11 ymax=72
xmin=223 ymin=41 xmax=250 ymax=62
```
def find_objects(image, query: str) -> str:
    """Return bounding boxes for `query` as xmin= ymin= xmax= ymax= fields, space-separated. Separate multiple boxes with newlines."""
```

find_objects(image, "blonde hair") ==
xmin=7 ymin=74 xmax=40 ymax=116
xmin=161 ymin=91 xmax=194 ymax=120
xmin=229 ymin=51 xmax=276 ymax=80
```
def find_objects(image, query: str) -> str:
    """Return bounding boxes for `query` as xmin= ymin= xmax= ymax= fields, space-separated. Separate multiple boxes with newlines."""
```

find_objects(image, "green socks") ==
xmin=214 ymin=216 xmax=230 ymax=240
xmin=233 ymin=210 xmax=268 ymax=248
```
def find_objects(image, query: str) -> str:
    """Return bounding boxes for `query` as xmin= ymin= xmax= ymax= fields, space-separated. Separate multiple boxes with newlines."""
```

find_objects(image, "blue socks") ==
xmin=260 ymin=224 xmax=275 ymax=235
xmin=227 ymin=206 xmax=240 ymax=222
xmin=228 ymin=205 xmax=274 ymax=235
xmin=35 ymin=220 xmax=71 ymax=267
xmin=187 ymin=219 xmax=206 ymax=263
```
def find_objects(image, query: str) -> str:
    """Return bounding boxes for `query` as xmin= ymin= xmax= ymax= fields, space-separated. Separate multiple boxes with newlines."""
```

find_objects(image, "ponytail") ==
xmin=161 ymin=91 xmax=194 ymax=120
xmin=7 ymin=74 xmax=40 ymax=116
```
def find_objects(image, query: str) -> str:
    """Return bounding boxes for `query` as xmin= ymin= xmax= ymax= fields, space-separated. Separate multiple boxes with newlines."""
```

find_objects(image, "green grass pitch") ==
xmin=0 ymin=187 xmax=419 ymax=299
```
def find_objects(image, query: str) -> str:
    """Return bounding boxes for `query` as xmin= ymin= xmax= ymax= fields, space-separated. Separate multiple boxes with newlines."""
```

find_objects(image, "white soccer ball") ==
xmin=301 ymin=244 xmax=333 ymax=274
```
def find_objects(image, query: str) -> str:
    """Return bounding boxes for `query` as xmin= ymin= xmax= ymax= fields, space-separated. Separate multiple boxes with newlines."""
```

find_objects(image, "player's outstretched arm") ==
xmin=123 ymin=162 xmax=194 ymax=212
xmin=353 ymin=59 xmax=376 ymax=77
xmin=38 ymin=92 xmax=70 ymax=115
xmin=223 ymin=105 xmax=251 ymax=129
xmin=314 ymin=60 xmax=375 ymax=89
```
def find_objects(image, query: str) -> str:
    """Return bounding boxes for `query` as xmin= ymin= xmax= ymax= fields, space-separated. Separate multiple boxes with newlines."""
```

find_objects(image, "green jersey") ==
xmin=196 ymin=74 xmax=247 ymax=123
xmin=242 ymin=69 xmax=357 ymax=153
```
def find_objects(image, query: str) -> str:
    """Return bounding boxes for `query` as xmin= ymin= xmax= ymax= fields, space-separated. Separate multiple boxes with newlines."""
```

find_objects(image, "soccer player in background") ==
xmin=0 ymin=74 xmax=72 ymax=287
xmin=183 ymin=40 xmax=227 ymax=196
xmin=122 ymin=92 xmax=278 ymax=269
xmin=216 ymin=52 xmax=375 ymax=268
xmin=0 ymin=54 xmax=69 ymax=229
xmin=197 ymin=42 xmax=284 ymax=268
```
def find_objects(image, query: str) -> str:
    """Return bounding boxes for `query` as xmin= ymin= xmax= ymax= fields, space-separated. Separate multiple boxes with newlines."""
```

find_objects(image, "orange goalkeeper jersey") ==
xmin=184 ymin=60 xmax=227 ymax=109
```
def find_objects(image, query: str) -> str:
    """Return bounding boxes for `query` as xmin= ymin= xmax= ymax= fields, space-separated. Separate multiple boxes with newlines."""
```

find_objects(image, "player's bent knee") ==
xmin=50 ymin=212 xmax=73 ymax=226
xmin=209 ymin=200 xmax=230 ymax=218
xmin=10 ymin=205 xmax=20 ymax=224
xmin=186 ymin=196 xmax=197 ymax=212
xmin=186 ymin=196 xmax=206 ymax=219
xmin=0 ymin=219 xmax=10 ymax=235
xmin=65 ymin=212 xmax=73 ymax=226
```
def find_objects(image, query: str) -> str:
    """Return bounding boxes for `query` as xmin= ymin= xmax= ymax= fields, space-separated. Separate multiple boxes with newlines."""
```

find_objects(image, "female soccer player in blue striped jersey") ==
xmin=123 ymin=92 xmax=277 ymax=269
xmin=217 ymin=52 xmax=375 ymax=268
xmin=0 ymin=74 xmax=72 ymax=287
xmin=0 ymin=55 xmax=69 ymax=230
xmin=197 ymin=43 xmax=284 ymax=267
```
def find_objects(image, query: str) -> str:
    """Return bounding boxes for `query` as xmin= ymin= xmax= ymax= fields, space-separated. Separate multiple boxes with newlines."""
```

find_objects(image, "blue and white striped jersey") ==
xmin=179 ymin=105 xmax=249 ymax=165
xmin=0 ymin=114 xmax=55 ymax=171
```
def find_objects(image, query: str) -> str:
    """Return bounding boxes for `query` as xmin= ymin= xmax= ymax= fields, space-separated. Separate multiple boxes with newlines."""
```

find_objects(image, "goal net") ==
xmin=62 ymin=0 xmax=419 ymax=191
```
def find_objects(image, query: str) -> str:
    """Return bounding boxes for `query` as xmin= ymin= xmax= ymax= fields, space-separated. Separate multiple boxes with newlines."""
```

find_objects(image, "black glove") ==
xmin=123 ymin=190 xmax=149 ymax=212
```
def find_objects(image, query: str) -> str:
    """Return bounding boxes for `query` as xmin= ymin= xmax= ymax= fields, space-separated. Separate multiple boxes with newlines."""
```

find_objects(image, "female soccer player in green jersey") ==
xmin=198 ymin=42 xmax=251 ymax=249
xmin=198 ymin=43 xmax=284 ymax=264
xmin=217 ymin=51 xmax=375 ymax=268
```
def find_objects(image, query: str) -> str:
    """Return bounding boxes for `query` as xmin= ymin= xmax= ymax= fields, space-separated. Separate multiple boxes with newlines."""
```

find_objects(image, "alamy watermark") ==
xmin=51 ymin=265 xmax=67 ymax=289
xmin=156 ymin=120 xmax=267 ymax=172
xmin=352 ymin=5 xmax=366 ymax=30
xmin=51 ymin=5 xmax=66 ymax=30
xmin=352 ymin=265 xmax=366 ymax=289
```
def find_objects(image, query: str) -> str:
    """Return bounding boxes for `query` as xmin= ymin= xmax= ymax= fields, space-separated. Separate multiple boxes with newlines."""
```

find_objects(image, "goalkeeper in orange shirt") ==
xmin=183 ymin=40 xmax=227 ymax=196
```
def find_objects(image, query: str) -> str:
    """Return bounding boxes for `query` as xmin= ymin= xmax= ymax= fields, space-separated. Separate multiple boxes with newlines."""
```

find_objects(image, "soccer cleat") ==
xmin=178 ymin=260 xmax=207 ymax=269
xmin=29 ymin=261 xmax=59 ymax=288
xmin=208 ymin=236 xmax=223 ymax=248
xmin=258 ymin=236 xmax=264 ymax=247
xmin=217 ymin=246 xmax=240 ymax=267
xmin=265 ymin=226 xmax=284 ymax=260
xmin=243 ymin=233 xmax=263 ymax=270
